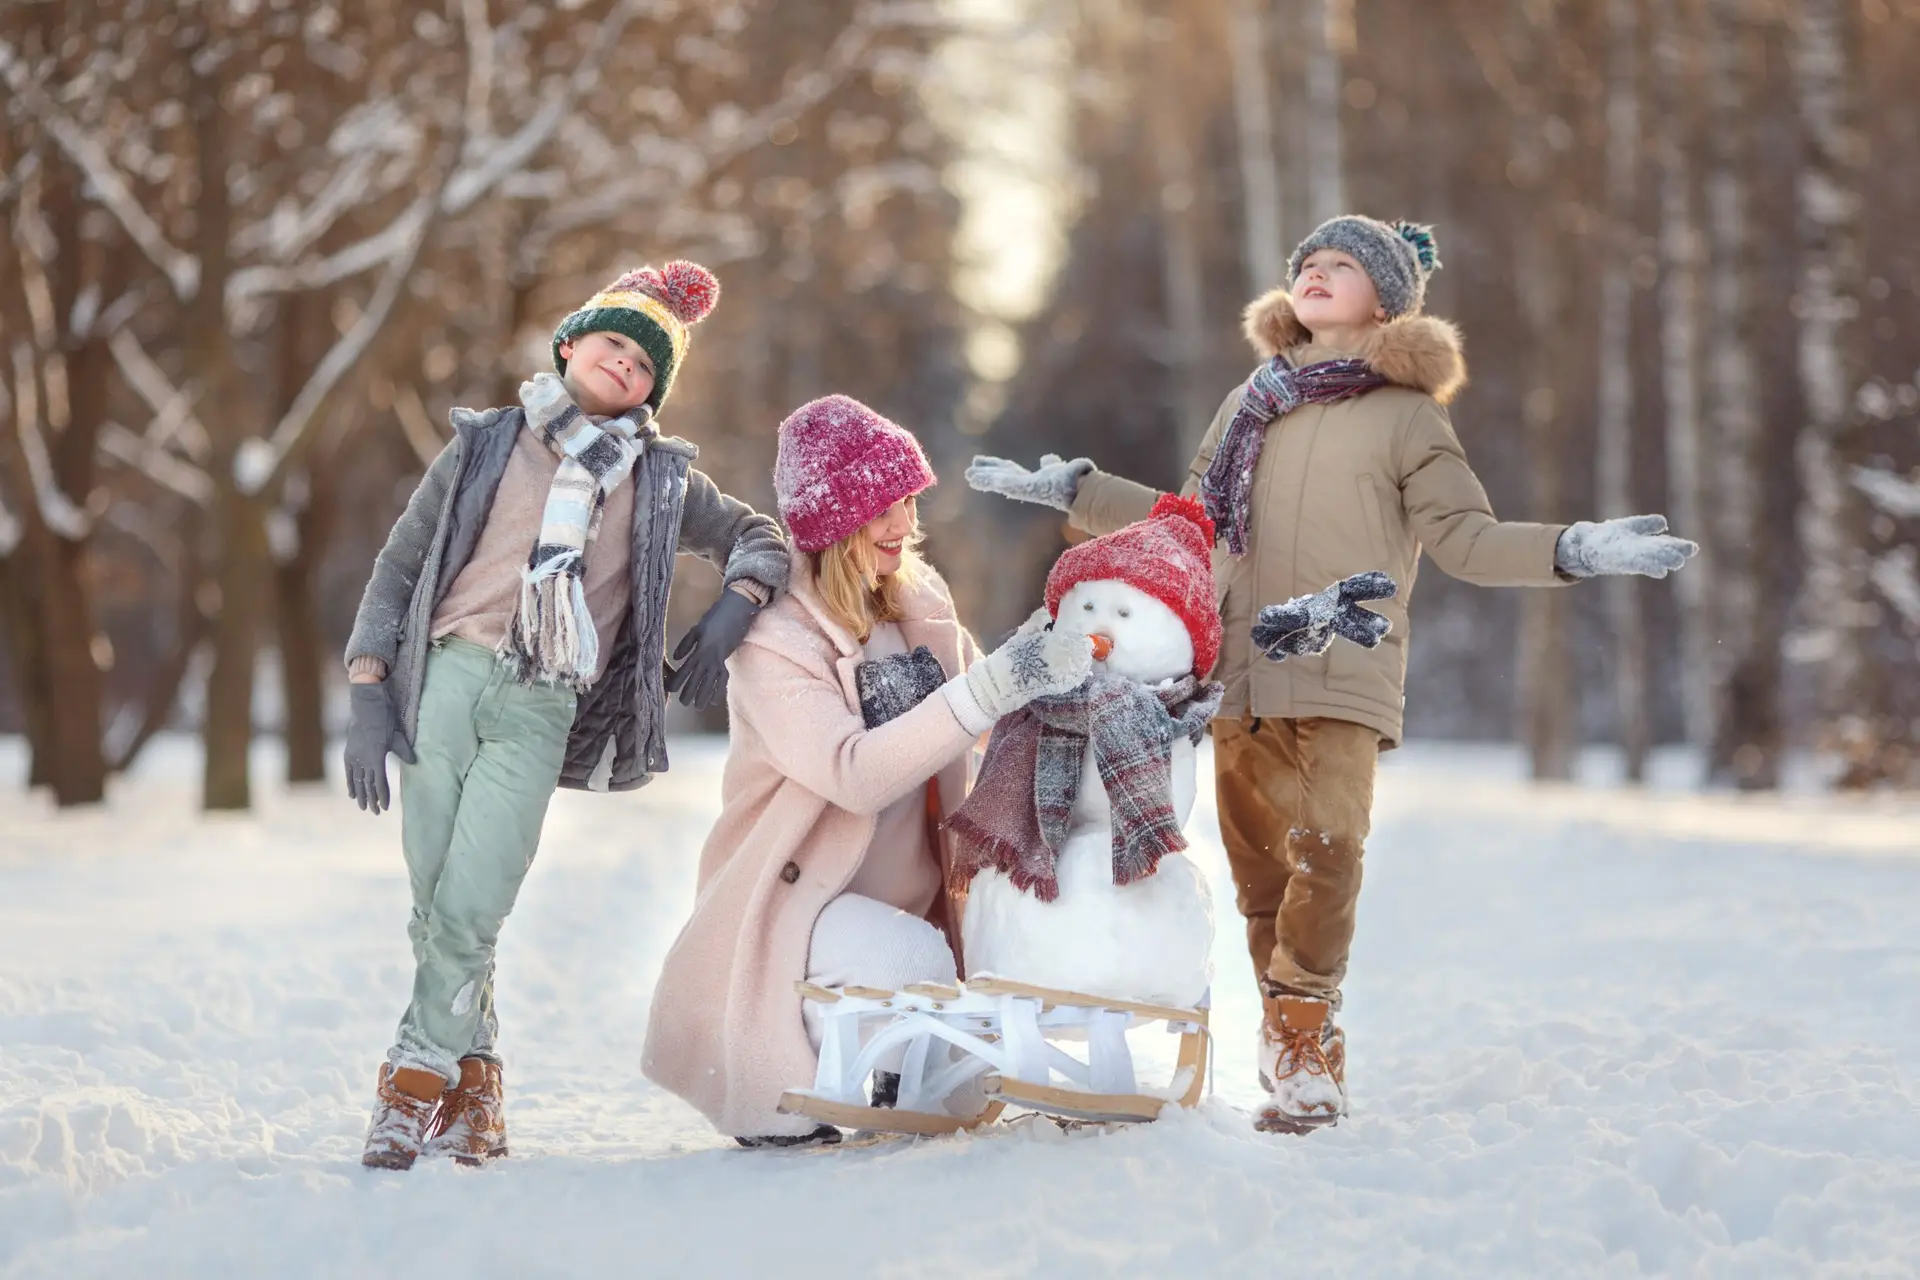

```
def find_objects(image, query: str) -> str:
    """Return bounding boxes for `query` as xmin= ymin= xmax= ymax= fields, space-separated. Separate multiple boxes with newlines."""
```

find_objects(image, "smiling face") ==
xmin=1289 ymin=248 xmax=1387 ymax=337
xmin=859 ymin=496 xmax=919 ymax=578
xmin=559 ymin=331 xmax=657 ymax=416
xmin=1053 ymin=579 xmax=1193 ymax=684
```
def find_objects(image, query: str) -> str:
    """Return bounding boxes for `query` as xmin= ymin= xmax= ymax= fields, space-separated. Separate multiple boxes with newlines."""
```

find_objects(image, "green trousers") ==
xmin=389 ymin=638 xmax=576 ymax=1084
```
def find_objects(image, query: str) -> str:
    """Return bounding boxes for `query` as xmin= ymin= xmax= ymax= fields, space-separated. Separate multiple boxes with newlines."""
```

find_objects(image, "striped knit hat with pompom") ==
xmin=1285 ymin=216 xmax=1441 ymax=319
xmin=552 ymin=260 xmax=719 ymax=412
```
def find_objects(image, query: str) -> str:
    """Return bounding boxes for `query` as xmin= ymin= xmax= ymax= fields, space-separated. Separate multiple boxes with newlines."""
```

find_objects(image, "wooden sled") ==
xmin=782 ymin=977 xmax=1210 ymax=1136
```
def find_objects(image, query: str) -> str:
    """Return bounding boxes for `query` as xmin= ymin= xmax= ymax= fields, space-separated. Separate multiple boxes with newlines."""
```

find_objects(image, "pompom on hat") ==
xmin=773 ymin=395 xmax=936 ymax=554
xmin=1044 ymin=494 xmax=1223 ymax=678
xmin=1286 ymin=216 xmax=1441 ymax=319
xmin=552 ymin=260 xmax=719 ymax=412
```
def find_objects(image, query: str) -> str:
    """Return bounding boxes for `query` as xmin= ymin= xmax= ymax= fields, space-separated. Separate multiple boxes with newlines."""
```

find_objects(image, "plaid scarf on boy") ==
xmin=1200 ymin=356 xmax=1389 ymax=555
xmin=499 ymin=373 xmax=652 ymax=689
xmin=949 ymin=673 xmax=1223 ymax=902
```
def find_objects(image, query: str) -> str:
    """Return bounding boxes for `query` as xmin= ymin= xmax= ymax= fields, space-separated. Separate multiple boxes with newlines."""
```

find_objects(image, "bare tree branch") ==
xmin=108 ymin=330 xmax=212 ymax=461
xmin=0 ymin=41 xmax=201 ymax=301
xmin=100 ymin=422 xmax=214 ymax=505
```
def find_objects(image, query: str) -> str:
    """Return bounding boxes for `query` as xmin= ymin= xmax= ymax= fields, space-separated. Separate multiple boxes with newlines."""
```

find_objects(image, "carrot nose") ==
xmin=1089 ymin=633 xmax=1114 ymax=661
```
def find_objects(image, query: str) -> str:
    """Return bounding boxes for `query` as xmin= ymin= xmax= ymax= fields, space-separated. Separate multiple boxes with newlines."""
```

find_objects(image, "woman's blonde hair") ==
xmin=809 ymin=502 xmax=926 ymax=643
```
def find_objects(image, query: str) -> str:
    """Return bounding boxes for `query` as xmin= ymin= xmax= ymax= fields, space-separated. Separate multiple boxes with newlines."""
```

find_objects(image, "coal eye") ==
xmin=1118 ymin=607 xmax=1131 ymax=618
xmin=1082 ymin=602 xmax=1094 ymax=611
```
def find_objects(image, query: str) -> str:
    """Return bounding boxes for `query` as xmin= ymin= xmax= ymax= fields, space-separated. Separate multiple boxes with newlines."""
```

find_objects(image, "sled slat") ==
xmin=777 ymin=1092 xmax=1002 ymax=1137
xmin=795 ymin=982 xmax=841 ymax=1003
xmin=840 ymin=985 xmax=899 ymax=1001
xmin=902 ymin=982 xmax=962 ymax=1000
xmin=981 ymin=1075 xmax=1167 ymax=1124
xmin=965 ymin=977 xmax=1208 ymax=1027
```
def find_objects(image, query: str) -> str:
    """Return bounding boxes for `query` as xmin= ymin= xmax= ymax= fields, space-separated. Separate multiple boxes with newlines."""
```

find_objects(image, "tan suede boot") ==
xmin=1254 ymin=993 xmax=1347 ymax=1134
xmin=423 ymin=1057 xmax=508 ymax=1165
xmin=361 ymin=1064 xmax=446 ymax=1170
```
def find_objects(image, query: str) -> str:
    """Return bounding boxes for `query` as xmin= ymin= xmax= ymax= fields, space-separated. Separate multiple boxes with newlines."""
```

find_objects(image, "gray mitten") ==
xmin=1555 ymin=515 xmax=1699 ymax=579
xmin=1252 ymin=571 xmax=1398 ymax=661
xmin=965 ymin=453 xmax=1095 ymax=513
xmin=964 ymin=628 xmax=1094 ymax=719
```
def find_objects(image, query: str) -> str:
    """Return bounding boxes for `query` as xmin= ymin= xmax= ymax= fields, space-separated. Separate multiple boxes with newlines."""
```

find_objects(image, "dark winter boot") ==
xmin=361 ymin=1064 xmax=446 ymax=1170
xmin=1254 ymin=992 xmax=1347 ymax=1134
xmin=869 ymin=1071 xmax=901 ymax=1109
xmin=424 ymin=1056 xmax=508 ymax=1165
xmin=734 ymin=1125 xmax=843 ymax=1149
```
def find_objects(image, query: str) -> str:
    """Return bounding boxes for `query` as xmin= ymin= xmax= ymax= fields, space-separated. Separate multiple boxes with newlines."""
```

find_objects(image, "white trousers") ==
xmin=802 ymin=893 xmax=957 ymax=1057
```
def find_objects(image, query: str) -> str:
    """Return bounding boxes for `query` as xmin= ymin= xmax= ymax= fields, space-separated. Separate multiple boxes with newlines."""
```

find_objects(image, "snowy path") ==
xmin=2 ymin=738 xmax=1918 ymax=1278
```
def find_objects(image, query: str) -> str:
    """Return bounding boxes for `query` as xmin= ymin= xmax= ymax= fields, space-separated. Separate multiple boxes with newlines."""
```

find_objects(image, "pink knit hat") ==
xmin=774 ymin=395 xmax=936 ymax=553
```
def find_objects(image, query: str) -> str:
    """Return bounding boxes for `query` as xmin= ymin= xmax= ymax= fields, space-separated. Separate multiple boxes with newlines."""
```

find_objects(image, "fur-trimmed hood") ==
xmin=1240 ymin=289 xmax=1467 ymax=406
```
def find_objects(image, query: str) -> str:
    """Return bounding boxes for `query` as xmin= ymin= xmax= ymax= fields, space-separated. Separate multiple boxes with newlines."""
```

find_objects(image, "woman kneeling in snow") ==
xmin=642 ymin=396 xmax=1093 ymax=1147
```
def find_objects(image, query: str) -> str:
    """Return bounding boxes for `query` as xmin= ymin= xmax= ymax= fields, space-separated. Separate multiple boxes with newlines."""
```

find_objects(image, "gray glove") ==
xmin=1252 ymin=571 xmax=1398 ymax=661
xmin=964 ymin=627 xmax=1094 ymax=719
xmin=1555 ymin=515 xmax=1699 ymax=579
xmin=965 ymin=453 xmax=1095 ymax=513
xmin=666 ymin=589 xmax=761 ymax=710
xmin=343 ymin=680 xmax=416 ymax=815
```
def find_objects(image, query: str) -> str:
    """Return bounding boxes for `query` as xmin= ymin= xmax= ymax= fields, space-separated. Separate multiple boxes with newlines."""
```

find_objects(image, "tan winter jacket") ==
xmin=1069 ymin=292 xmax=1568 ymax=747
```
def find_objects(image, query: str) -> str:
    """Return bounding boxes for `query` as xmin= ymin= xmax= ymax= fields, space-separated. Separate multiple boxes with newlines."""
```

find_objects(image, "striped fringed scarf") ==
xmin=500 ymin=373 xmax=652 ymax=690
xmin=1200 ymin=356 xmax=1389 ymax=555
xmin=948 ymin=673 xmax=1223 ymax=902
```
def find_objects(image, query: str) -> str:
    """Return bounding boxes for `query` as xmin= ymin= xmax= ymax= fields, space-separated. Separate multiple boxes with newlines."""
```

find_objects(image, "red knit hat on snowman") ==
xmin=1044 ymin=494 xmax=1222 ymax=678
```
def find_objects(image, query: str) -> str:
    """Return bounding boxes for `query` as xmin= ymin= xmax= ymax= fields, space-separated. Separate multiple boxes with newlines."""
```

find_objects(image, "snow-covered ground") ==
xmin=2 ymin=735 xmax=1917 ymax=1278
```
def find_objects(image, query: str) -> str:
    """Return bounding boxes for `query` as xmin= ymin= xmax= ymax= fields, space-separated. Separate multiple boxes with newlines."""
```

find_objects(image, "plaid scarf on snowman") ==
xmin=497 ymin=372 xmax=652 ymax=690
xmin=949 ymin=672 xmax=1223 ymax=902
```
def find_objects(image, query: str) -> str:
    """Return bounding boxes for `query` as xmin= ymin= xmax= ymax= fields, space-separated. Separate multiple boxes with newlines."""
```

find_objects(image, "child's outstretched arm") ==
xmin=969 ymin=388 xmax=1244 ymax=539
xmin=667 ymin=469 xmax=792 ymax=708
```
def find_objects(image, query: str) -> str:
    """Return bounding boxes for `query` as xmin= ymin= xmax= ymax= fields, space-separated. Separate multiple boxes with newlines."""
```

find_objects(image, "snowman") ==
xmin=950 ymin=496 xmax=1226 ymax=1010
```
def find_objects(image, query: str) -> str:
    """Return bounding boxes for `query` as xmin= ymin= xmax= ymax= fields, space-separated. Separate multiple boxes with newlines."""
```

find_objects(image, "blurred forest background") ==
xmin=3 ymin=0 xmax=1918 ymax=812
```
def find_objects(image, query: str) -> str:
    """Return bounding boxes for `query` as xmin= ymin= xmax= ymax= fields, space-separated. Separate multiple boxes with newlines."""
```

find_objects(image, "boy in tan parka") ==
xmin=968 ymin=216 xmax=1697 ymax=1133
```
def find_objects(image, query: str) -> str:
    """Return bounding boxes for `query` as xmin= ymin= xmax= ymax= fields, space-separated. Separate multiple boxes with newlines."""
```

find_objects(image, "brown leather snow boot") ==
xmin=1254 ymin=992 xmax=1348 ymax=1134
xmin=424 ymin=1056 xmax=508 ymax=1165
xmin=361 ymin=1064 xmax=446 ymax=1170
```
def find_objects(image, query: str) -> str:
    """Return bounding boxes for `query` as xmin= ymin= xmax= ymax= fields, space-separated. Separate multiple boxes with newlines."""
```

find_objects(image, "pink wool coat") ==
xmin=641 ymin=557 xmax=983 ymax=1137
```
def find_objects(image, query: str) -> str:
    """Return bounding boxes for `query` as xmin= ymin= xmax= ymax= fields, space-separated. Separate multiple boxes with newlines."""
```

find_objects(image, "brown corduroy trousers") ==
xmin=1212 ymin=715 xmax=1381 ymax=1005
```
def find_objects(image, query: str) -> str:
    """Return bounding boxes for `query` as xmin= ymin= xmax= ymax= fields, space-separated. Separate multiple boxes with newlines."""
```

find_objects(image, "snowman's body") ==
xmin=961 ymin=580 xmax=1215 ymax=1009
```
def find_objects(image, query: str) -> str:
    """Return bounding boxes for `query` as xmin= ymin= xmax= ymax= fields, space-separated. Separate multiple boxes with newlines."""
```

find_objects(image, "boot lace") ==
xmin=1272 ymin=1024 xmax=1335 ymax=1083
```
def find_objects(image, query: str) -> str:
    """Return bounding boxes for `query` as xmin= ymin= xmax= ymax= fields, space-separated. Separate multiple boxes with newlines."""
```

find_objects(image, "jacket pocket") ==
xmin=1355 ymin=475 xmax=1389 ymax=563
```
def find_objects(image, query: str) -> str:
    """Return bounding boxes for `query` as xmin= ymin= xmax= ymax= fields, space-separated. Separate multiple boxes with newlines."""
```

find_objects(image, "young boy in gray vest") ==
xmin=342 ymin=261 xmax=790 ymax=1169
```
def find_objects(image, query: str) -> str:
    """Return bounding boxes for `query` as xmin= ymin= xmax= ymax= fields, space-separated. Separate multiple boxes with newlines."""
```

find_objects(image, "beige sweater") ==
xmin=427 ymin=424 xmax=636 ymax=683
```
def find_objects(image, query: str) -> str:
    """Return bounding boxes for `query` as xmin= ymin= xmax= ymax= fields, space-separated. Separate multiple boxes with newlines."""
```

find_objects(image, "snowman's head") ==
xmin=1053 ymin=579 xmax=1195 ymax=685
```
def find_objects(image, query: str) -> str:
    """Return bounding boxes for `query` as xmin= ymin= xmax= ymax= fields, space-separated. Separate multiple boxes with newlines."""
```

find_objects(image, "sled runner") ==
xmin=778 ymin=977 xmax=1210 ymax=1136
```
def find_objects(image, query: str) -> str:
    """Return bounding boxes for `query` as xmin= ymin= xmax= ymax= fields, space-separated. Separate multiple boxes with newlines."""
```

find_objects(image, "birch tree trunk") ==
xmin=1302 ymin=0 xmax=1350 ymax=225
xmin=1596 ymin=0 xmax=1650 ymax=781
xmin=1229 ymin=0 xmax=1286 ymax=293
xmin=1143 ymin=31 xmax=1213 ymax=464
xmin=1702 ymin=0 xmax=1782 ymax=789
xmin=1790 ymin=0 xmax=1890 ymax=785
xmin=1653 ymin=0 xmax=1714 ymax=756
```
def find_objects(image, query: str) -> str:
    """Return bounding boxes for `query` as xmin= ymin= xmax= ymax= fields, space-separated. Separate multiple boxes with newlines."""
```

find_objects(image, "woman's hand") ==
xmin=963 ymin=627 xmax=1095 ymax=719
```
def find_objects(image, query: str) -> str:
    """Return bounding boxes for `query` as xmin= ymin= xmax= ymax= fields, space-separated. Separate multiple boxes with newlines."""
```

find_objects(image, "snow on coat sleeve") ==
xmin=343 ymin=439 xmax=460 ymax=671
xmin=1395 ymin=400 xmax=1567 ymax=589
xmin=730 ymin=641 xmax=977 ymax=818
xmin=675 ymin=466 xmax=791 ymax=598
